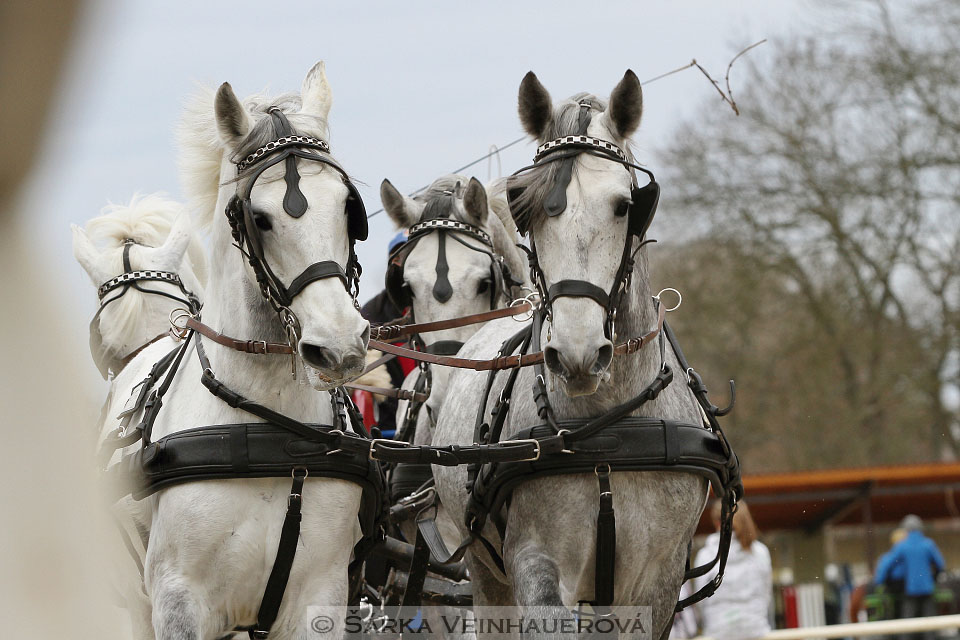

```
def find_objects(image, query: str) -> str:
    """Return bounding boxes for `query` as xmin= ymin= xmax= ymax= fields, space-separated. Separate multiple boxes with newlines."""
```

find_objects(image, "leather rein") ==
xmin=175 ymin=300 xmax=666 ymax=374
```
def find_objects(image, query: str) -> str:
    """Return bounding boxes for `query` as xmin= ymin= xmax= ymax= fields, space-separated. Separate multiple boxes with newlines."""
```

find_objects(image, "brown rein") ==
xmin=369 ymin=301 xmax=534 ymax=341
xmin=179 ymin=302 xmax=664 ymax=375
xmin=368 ymin=302 xmax=666 ymax=371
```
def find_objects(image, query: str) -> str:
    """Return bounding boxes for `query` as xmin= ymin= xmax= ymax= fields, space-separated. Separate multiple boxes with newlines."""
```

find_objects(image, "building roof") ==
xmin=698 ymin=461 xmax=960 ymax=533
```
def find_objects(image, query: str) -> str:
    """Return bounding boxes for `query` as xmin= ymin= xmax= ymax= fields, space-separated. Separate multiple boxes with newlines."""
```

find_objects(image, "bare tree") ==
xmin=653 ymin=0 xmax=960 ymax=471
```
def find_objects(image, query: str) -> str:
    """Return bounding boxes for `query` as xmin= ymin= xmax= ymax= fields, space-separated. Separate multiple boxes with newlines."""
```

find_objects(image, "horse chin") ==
xmin=302 ymin=359 xmax=365 ymax=392
xmin=560 ymin=372 xmax=604 ymax=397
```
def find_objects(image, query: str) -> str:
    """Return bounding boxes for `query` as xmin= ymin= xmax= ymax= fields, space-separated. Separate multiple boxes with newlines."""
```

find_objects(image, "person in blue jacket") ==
xmin=873 ymin=515 xmax=945 ymax=639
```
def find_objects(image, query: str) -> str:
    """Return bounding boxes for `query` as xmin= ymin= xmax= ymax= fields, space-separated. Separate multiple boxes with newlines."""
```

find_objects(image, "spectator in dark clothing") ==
xmin=874 ymin=515 xmax=946 ymax=640
xmin=357 ymin=231 xmax=410 ymax=433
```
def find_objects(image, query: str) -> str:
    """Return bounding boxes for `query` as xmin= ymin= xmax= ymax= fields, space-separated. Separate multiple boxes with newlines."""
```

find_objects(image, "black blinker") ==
xmin=629 ymin=181 xmax=660 ymax=237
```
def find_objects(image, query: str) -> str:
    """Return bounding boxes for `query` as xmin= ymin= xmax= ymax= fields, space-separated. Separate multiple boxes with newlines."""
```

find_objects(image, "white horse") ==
xmin=379 ymin=175 xmax=528 ymax=449
xmin=96 ymin=61 xmax=371 ymax=639
xmin=74 ymin=193 xmax=207 ymax=636
xmin=73 ymin=193 xmax=206 ymax=379
xmin=432 ymin=72 xmax=709 ymax=639
xmin=376 ymin=176 xmax=529 ymax=632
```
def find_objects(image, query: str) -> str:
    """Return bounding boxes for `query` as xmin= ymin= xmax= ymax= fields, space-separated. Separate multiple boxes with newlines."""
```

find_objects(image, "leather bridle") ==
xmin=385 ymin=194 xmax=520 ymax=316
xmin=223 ymin=108 xmax=367 ymax=356
xmin=507 ymin=102 xmax=660 ymax=341
xmin=89 ymin=240 xmax=201 ymax=379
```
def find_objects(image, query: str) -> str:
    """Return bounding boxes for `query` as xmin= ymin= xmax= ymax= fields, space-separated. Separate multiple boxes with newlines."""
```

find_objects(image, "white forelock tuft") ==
xmin=177 ymin=86 xmax=224 ymax=230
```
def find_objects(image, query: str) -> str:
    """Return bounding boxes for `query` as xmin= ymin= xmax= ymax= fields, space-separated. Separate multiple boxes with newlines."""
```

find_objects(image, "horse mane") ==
xmin=508 ymin=92 xmax=637 ymax=234
xmin=177 ymin=87 xmax=331 ymax=229
xmin=85 ymin=193 xmax=206 ymax=351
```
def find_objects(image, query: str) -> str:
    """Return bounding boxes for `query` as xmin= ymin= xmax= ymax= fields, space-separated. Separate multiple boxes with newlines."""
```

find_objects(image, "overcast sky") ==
xmin=22 ymin=0 xmax=820 ymax=376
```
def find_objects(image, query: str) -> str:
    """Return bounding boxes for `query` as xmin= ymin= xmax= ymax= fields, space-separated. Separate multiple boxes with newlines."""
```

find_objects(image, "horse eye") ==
xmin=477 ymin=278 xmax=491 ymax=295
xmin=614 ymin=199 xmax=631 ymax=218
xmin=254 ymin=213 xmax=272 ymax=231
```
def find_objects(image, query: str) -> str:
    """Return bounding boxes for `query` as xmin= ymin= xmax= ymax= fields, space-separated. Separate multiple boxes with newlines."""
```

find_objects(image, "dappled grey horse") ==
xmin=431 ymin=71 xmax=716 ymax=639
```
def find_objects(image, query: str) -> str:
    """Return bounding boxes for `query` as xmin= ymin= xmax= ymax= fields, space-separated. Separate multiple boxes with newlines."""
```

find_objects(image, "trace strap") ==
xmin=248 ymin=469 xmax=308 ymax=639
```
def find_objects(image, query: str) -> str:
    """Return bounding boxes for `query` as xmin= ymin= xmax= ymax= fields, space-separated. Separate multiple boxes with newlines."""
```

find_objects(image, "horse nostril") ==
xmin=300 ymin=343 xmax=341 ymax=371
xmin=543 ymin=346 xmax=568 ymax=378
xmin=594 ymin=343 xmax=614 ymax=374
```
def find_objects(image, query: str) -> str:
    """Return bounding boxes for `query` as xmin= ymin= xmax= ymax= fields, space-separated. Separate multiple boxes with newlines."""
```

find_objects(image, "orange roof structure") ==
xmin=698 ymin=461 xmax=960 ymax=534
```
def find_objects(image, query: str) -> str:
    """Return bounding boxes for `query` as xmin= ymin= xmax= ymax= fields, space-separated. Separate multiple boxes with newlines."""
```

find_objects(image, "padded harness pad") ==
xmin=111 ymin=422 xmax=384 ymax=542
xmin=470 ymin=417 xmax=741 ymax=530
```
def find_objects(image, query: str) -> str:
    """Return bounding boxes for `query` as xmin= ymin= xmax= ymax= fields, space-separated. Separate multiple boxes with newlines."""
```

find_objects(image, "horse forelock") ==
xmin=510 ymin=92 xmax=637 ymax=234
xmin=177 ymin=88 xmax=334 ymax=231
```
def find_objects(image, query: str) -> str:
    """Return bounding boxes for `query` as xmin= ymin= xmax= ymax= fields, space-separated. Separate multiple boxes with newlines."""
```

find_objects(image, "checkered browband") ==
xmin=97 ymin=270 xmax=184 ymax=299
xmin=236 ymin=135 xmax=331 ymax=172
xmin=408 ymin=219 xmax=493 ymax=248
xmin=534 ymin=135 xmax=627 ymax=163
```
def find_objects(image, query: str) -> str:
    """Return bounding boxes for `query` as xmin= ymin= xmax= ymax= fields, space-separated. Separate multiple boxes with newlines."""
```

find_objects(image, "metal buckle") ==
xmin=368 ymin=438 xmax=399 ymax=461
xmin=398 ymin=485 xmax=436 ymax=507
xmin=557 ymin=428 xmax=575 ymax=454
xmin=511 ymin=439 xmax=541 ymax=461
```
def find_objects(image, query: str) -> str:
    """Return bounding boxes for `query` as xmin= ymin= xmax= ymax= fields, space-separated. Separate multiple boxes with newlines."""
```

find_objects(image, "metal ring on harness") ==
xmin=169 ymin=308 xmax=193 ymax=339
xmin=655 ymin=288 xmax=682 ymax=312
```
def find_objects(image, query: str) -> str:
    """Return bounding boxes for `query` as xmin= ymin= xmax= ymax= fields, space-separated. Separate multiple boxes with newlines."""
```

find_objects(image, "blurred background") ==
xmin=1 ymin=0 xmax=957 ymax=635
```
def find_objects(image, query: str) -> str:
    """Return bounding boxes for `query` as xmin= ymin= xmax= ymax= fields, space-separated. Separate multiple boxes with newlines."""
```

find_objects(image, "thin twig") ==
xmin=725 ymin=39 xmax=767 ymax=115
xmin=367 ymin=43 xmax=767 ymax=219
xmin=640 ymin=61 xmax=698 ymax=86
xmin=692 ymin=39 xmax=767 ymax=116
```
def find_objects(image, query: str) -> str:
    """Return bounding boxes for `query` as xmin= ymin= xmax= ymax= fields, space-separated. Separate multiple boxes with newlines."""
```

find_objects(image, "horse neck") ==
xmin=198 ymin=226 xmax=319 ymax=417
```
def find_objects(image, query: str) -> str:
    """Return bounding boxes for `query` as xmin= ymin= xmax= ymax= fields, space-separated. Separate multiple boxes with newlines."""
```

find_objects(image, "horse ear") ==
xmin=604 ymin=69 xmax=643 ymax=139
xmin=518 ymin=71 xmax=553 ymax=139
xmin=380 ymin=179 xmax=423 ymax=229
xmin=214 ymin=82 xmax=251 ymax=145
xmin=146 ymin=212 xmax=192 ymax=270
xmin=300 ymin=60 xmax=333 ymax=122
xmin=72 ymin=224 xmax=106 ymax=284
xmin=462 ymin=177 xmax=488 ymax=227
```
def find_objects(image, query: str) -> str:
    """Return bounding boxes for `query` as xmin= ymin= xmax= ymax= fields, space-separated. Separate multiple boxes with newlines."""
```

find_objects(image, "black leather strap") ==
xmin=249 ymin=468 xmax=307 ymax=639
xmin=400 ymin=527 xmax=432 ymax=609
xmin=285 ymin=260 xmax=349 ymax=299
xmin=547 ymin=280 xmax=611 ymax=308
xmin=594 ymin=465 xmax=616 ymax=607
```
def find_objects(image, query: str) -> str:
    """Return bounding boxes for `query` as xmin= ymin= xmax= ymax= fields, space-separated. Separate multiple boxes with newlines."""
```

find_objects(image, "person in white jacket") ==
xmin=694 ymin=500 xmax=773 ymax=640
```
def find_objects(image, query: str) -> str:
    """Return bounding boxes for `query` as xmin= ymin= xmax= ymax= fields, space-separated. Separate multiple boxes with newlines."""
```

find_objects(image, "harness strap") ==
xmin=594 ymin=464 xmax=616 ymax=607
xmin=367 ymin=303 xmax=664 ymax=372
xmin=285 ymin=260 xmax=350 ymax=298
xmin=140 ymin=333 xmax=195 ymax=446
xmin=186 ymin=317 xmax=293 ymax=355
xmin=370 ymin=302 xmax=533 ymax=341
xmin=400 ymin=527 xmax=432 ymax=609
xmin=547 ymin=280 xmax=610 ymax=308
xmin=249 ymin=468 xmax=307 ymax=639
xmin=345 ymin=383 xmax=429 ymax=403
